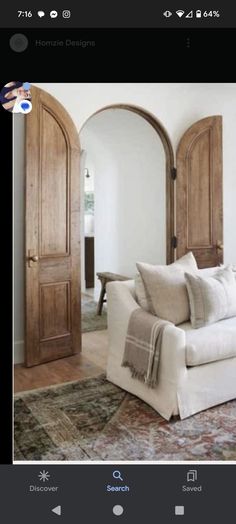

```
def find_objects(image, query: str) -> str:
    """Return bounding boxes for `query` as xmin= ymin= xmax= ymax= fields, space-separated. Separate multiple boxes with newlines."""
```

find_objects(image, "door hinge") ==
xmin=171 ymin=167 xmax=177 ymax=180
xmin=171 ymin=236 xmax=178 ymax=249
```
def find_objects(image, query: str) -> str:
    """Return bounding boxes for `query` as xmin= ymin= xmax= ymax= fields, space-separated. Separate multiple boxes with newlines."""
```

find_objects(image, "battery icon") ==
xmin=196 ymin=10 xmax=202 ymax=17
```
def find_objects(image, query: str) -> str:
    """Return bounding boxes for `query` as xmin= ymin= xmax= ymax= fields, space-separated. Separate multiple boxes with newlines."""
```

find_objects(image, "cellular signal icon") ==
xmin=176 ymin=10 xmax=185 ymax=17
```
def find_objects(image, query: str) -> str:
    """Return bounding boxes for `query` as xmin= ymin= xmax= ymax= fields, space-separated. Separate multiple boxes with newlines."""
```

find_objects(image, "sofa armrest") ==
xmin=107 ymin=281 xmax=139 ymax=349
xmin=107 ymin=281 xmax=187 ymax=385
xmin=158 ymin=324 xmax=187 ymax=386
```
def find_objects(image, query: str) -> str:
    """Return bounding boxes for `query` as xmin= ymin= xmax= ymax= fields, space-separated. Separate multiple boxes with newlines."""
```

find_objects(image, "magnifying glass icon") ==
xmin=113 ymin=470 xmax=123 ymax=481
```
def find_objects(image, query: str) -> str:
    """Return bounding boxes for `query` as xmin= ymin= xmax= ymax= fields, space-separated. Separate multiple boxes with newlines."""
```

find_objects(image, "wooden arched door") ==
xmin=176 ymin=116 xmax=223 ymax=268
xmin=25 ymin=87 xmax=81 ymax=366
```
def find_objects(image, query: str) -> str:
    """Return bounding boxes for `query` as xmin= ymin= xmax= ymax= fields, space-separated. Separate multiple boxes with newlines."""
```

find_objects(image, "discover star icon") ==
xmin=38 ymin=470 xmax=50 ymax=482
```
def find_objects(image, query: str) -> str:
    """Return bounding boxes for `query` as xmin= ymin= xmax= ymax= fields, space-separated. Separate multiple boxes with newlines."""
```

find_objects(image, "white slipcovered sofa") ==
xmin=106 ymin=279 xmax=236 ymax=420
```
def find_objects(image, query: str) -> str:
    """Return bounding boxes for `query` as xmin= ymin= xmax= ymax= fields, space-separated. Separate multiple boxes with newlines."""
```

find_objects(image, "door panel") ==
xmin=187 ymin=129 xmax=212 ymax=247
xmin=41 ymin=107 xmax=68 ymax=256
xmin=40 ymin=282 xmax=71 ymax=340
xmin=25 ymin=86 xmax=81 ymax=366
xmin=176 ymin=116 xmax=223 ymax=268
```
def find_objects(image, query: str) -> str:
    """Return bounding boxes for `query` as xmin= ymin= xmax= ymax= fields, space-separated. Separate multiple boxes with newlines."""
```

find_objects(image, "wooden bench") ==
xmin=96 ymin=272 xmax=130 ymax=315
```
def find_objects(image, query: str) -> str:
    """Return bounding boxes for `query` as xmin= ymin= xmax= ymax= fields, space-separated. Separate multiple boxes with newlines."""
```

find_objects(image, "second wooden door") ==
xmin=176 ymin=116 xmax=223 ymax=268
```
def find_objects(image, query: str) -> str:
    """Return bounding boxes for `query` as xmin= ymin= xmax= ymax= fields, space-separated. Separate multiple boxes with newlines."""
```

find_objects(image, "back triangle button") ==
xmin=52 ymin=505 xmax=61 ymax=516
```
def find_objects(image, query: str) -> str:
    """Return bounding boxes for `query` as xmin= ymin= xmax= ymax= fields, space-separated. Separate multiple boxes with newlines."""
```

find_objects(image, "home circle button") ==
xmin=112 ymin=505 xmax=124 ymax=516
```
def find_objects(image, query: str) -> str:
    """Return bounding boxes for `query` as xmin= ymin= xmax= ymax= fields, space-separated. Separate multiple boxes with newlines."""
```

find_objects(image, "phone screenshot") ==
xmin=1 ymin=2 xmax=236 ymax=522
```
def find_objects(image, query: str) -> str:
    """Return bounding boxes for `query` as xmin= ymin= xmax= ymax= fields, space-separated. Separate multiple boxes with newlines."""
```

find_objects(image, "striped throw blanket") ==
xmin=122 ymin=308 xmax=170 ymax=387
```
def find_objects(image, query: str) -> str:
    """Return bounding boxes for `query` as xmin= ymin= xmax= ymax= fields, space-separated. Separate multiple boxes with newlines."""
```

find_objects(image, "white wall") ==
xmin=13 ymin=115 xmax=25 ymax=364
xmin=14 ymin=83 xmax=236 ymax=363
xmin=80 ymin=108 xmax=166 ymax=292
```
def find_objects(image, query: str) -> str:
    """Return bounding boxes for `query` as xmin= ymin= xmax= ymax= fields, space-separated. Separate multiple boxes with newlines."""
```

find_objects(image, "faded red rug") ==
xmin=14 ymin=374 xmax=236 ymax=461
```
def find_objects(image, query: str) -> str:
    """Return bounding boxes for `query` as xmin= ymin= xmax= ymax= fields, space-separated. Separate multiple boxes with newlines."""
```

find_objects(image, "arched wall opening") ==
xmin=79 ymin=104 xmax=174 ymax=299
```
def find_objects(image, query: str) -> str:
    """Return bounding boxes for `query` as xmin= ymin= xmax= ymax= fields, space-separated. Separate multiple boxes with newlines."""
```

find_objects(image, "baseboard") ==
xmin=14 ymin=340 xmax=24 ymax=364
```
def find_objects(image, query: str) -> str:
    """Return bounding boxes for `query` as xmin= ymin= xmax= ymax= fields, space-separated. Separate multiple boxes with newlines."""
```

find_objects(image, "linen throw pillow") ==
xmin=134 ymin=273 xmax=152 ymax=312
xmin=136 ymin=251 xmax=198 ymax=324
xmin=185 ymin=267 xmax=236 ymax=328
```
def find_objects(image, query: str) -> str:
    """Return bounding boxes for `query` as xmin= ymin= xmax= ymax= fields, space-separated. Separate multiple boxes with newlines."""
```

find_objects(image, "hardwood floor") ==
xmin=14 ymin=330 xmax=109 ymax=393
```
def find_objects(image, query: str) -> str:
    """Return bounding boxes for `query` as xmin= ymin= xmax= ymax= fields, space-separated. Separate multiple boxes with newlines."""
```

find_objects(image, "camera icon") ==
xmin=62 ymin=10 xmax=71 ymax=18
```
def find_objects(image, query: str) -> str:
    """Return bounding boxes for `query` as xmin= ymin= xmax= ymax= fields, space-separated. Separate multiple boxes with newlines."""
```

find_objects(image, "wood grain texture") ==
xmin=25 ymin=86 xmax=81 ymax=367
xmin=40 ymin=107 xmax=68 ymax=256
xmin=40 ymin=282 xmax=71 ymax=340
xmin=176 ymin=116 xmax=223 ymax=268
xmin=25 ymin=87 xmax=40 ymax=367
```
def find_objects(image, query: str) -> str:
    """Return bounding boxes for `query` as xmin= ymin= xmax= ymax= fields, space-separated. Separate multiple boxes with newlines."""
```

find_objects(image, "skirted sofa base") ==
xmin=106 ymin=280 xmax=236 ymax=420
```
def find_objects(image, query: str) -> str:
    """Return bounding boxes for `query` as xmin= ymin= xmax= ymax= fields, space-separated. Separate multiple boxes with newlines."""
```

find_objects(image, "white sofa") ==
xmin=106 ymin=280 xmax=236 ymax=420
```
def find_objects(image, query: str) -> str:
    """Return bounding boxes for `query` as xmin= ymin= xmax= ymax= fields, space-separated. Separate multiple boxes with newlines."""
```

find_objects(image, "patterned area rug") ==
xmin=14 ymin=375 xmax=236 ymax=461
xmin=82 ymin=295 xmax=107 ymax=333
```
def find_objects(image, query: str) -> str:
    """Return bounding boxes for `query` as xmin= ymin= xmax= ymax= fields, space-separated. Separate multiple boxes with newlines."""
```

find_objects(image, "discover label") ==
xmin=29 ymin=485 xmax=59 ymax=492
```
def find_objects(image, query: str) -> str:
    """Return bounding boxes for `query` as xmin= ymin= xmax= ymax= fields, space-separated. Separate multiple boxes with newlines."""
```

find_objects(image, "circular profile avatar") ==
xmin=0 ymin=81 xmax=32 ymax=113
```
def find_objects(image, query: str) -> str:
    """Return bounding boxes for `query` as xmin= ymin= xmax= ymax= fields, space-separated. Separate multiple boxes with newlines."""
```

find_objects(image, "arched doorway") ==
xmin=80 ymin=103 xmax=174 ymax=264
xmin=79 ymin=104 xmax=174 ymax=321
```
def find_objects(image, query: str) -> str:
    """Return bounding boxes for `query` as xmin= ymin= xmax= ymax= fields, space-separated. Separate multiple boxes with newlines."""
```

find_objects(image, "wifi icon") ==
xmin=176 ymin=10 xmax=185 ymax=17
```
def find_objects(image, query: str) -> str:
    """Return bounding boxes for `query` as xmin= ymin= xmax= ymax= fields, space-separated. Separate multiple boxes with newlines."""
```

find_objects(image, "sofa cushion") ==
xmin=136 ymin=252 xmax=198 ymax=325
xmin=185 ymin=267 xmax=236 ymax=328
xmin=182 ymin=317 xmax=236 ymax=366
